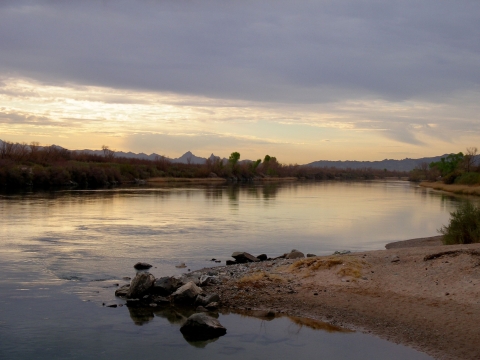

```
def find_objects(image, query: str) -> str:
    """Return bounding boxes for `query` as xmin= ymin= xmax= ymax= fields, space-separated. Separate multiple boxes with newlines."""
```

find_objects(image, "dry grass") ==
xmin=420 ymin=181 xmax=480 ymax=196
xmin=237 ymin=271 xmax=285 ymax=288
xmin=288 ymin=255 xmax=367 ymax=279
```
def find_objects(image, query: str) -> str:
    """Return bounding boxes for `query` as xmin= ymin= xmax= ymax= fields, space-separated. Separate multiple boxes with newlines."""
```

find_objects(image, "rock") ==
xmin=107 ymin=304 xmax=118 ymax=308
xmin=171 ymin=281 xmax=203 ymax=304
xmin=231 ymin=252 xmax=260 ymax=263
xmin=256 ymin=254 xmax=268 ymax=261
xmin=133 ymin=262 xmax=152 ymax=270
xmin=208 ymin=172 xmax=218 ymax=178
xmin=196 ymin=306 xmax=208 ymax=312
xmin=199 ymin=275 xmax=218 ymax=287
xmin=333 ymin=250 xmax=351 ymax=255
xmin=115 ymin=284 xmax=130 ymax=297
xmin=152 ymin=276 xmax=183 ymax=296
xmin=286 ymin=250 xmax=305 ymax=259
xmin=205 ymin=302 xmax=219 ymax=310
xmin=306 ymin=253 xmax=317 ymax=258
xmin=126 ymin=272 xmax=155 ymax=299
xmin=391 ymin=255 xmax=400 ymax=263
xmin=151 ymin=296 xmax=170 ymax=305
xmin=180 ymin=313 xmax=227 ymax=341
xmin=198 ymin=275 xmax=218 ymax=286
xmin=175 ymin=263 xmax=187 ymax=268
xmin=226 ymin=260 xmax=237 ymax=265
xmin=195 ymin=293 xmax=220 ymax=307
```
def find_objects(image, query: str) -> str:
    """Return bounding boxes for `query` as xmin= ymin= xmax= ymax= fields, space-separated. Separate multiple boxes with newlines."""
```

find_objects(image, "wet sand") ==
xmin=198 ymin=237 xmax=480 ymax=360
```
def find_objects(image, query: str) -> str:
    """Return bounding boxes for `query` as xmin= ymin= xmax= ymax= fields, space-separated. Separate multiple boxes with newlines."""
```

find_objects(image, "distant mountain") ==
xmin=0 ymin=139 xmax=469 ymax=171
xmin=306 ymin=155 xmax=453 ymax=172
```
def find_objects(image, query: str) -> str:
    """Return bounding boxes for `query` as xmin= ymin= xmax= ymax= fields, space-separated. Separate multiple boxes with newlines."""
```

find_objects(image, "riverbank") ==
xmin=147 ymin=176 xmax=298 ymax=183
xmin=191 ymin=237 xmax=480 ymax=360
xmin=420 ymin=181 xmax=480 ymax=196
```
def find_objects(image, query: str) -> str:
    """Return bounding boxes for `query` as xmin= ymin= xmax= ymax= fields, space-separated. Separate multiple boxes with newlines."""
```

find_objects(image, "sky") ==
xmin=0 ymin=0 xmax=479 ymax=163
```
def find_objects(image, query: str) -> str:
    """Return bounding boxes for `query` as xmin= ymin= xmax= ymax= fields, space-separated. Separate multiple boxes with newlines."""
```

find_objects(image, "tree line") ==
xmin=0 ymin=140 xmax=408 ymax=190
xmin=409 ymin=147 xmax=480 ymax=184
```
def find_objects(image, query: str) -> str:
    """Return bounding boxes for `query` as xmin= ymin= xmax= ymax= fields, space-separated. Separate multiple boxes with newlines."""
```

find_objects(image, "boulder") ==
xmin=231 ymin=251 xmax=260 ymax=263
xmin=133 ymin=262 xmax=152 ymax=270
xmin=151 ymin=296 xmax=170 ymax=305
xmin=180 ymin=313 xmax=227 ymax=341
xmin=199 ymin=275 xmax=218 ymax=287
xmin=115 ymin=284 xmax=130 ymax=298
xmin=195 ymin=293 xmax=220 ymax=307
xmin=126 ymin=272 xmax=155 ymax=299
xmin=256 ymin=254 xmax=268 ymax=261
xmin=226 ymin=260 xmax=237 ymax=266
xmin=286 ymin=250 xmax=305 ymax=259
xmin=152 ymin=276 xmax=183 ymax=296
xmin=306 ymin=253 xmax=317 ymax=258
xmin=205 ymin=302 xmax=219 ymax=310
xmin=171 ymin=281 xmax=203 ymax=304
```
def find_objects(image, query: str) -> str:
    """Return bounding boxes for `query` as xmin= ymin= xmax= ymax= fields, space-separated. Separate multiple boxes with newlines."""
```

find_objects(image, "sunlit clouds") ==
xmin=0 ymin=1 xmax=479 ymax=162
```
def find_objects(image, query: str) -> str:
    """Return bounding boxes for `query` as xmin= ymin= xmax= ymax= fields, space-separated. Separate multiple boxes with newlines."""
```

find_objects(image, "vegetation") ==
xmin=0 ymin=140 xmax=409 ymax=190
xmin=410 ymin=147 xmax=480 ymax=185
xmin=439 ymin=202 xmax=480 ymax=245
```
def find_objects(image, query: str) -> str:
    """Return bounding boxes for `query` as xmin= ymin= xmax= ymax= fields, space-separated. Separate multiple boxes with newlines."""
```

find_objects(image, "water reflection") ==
xmin=126 ymin=303 xmax=350 ymax=349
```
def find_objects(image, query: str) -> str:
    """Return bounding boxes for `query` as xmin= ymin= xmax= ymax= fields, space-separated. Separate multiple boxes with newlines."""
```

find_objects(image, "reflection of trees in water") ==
xmin=204 ymin=186 xmax=223 ymax=200
xmin=262 ymin=184 xmax=279 ymax=200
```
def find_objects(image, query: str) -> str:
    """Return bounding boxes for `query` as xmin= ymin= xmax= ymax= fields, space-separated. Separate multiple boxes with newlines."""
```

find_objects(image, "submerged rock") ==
xmin=180 ymin=313 xmax=227 ymax=341
xmin=126 ymin=272 xmax=155 ymax=299
xmin=115 ymin=284 xmax=130 ymax=298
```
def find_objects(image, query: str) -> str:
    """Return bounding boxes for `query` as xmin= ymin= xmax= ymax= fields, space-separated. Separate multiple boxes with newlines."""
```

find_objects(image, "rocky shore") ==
xmin=114 ymin=239 xmax=480 ymax=360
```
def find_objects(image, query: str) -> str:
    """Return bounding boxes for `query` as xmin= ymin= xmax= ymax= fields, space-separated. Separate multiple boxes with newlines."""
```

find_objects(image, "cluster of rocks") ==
xmin=115 ymin=265 xmax=226 ymax=341
xmin=226 ymin=249 xmax=316 ymax=265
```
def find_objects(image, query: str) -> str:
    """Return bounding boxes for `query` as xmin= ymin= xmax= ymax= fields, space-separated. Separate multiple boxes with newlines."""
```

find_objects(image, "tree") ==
xmin=228 ymin=152 xmax=240 ymax=172
xmin=429 ymin=152 xmax=464 ymax=177
xmin=464 ymin=147 xmax=478 ymax=172
xmin=102 ymin=145 xmax=115 ymax=161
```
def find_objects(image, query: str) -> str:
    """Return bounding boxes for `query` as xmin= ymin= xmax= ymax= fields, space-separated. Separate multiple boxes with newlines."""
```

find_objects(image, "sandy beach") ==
xmin=195 ymin=237 xmax=480 ymax=360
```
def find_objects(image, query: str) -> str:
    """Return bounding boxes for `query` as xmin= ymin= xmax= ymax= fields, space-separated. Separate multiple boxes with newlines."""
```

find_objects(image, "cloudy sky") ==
xmin=0 ymin=1 xmax=479 ymax=163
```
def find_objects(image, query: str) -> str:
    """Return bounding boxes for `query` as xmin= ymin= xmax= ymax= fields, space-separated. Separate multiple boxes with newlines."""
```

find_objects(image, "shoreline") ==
xmin=191 ymin=236 xmax=480 ymax=359
xmin=146 ymin=176 xmax=298 ymax=183
xmin=420 ymin=181 xmax=480 ymax=196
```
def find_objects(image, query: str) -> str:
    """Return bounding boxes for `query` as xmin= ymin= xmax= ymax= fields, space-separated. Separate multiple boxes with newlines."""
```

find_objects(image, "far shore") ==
xmin=420 ymin=181 xmax=480 ymax=196
xmin=146 ymin=176 xmax=298 ymax=183
xmin=191 ymin=235 xmax=480 ymax=360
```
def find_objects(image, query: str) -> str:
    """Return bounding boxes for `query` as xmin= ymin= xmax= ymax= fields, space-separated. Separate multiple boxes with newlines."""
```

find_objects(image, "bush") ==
xmin=440 ymin=202 xmax=480 ymax=245
xmin=454 ymin=172 xmax=480 ymax=185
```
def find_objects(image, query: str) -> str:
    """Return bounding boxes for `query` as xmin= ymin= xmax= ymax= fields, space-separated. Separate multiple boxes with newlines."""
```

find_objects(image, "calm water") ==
xmin=0 ymin=180 xmax=470 ymax=359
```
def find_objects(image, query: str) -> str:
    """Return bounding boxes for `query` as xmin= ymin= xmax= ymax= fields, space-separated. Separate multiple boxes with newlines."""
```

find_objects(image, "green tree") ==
xmin=228 ymin=152 xmax=240 ymax=172
xmin=429 ymin=152 xmax=464 ymax=177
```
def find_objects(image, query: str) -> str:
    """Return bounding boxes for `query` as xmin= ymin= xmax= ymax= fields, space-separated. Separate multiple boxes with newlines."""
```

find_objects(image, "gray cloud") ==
xmin=0 ymin=1 xmax=479 ymax=104
xmin=0 ymin=110 xmax=53 ymax=125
